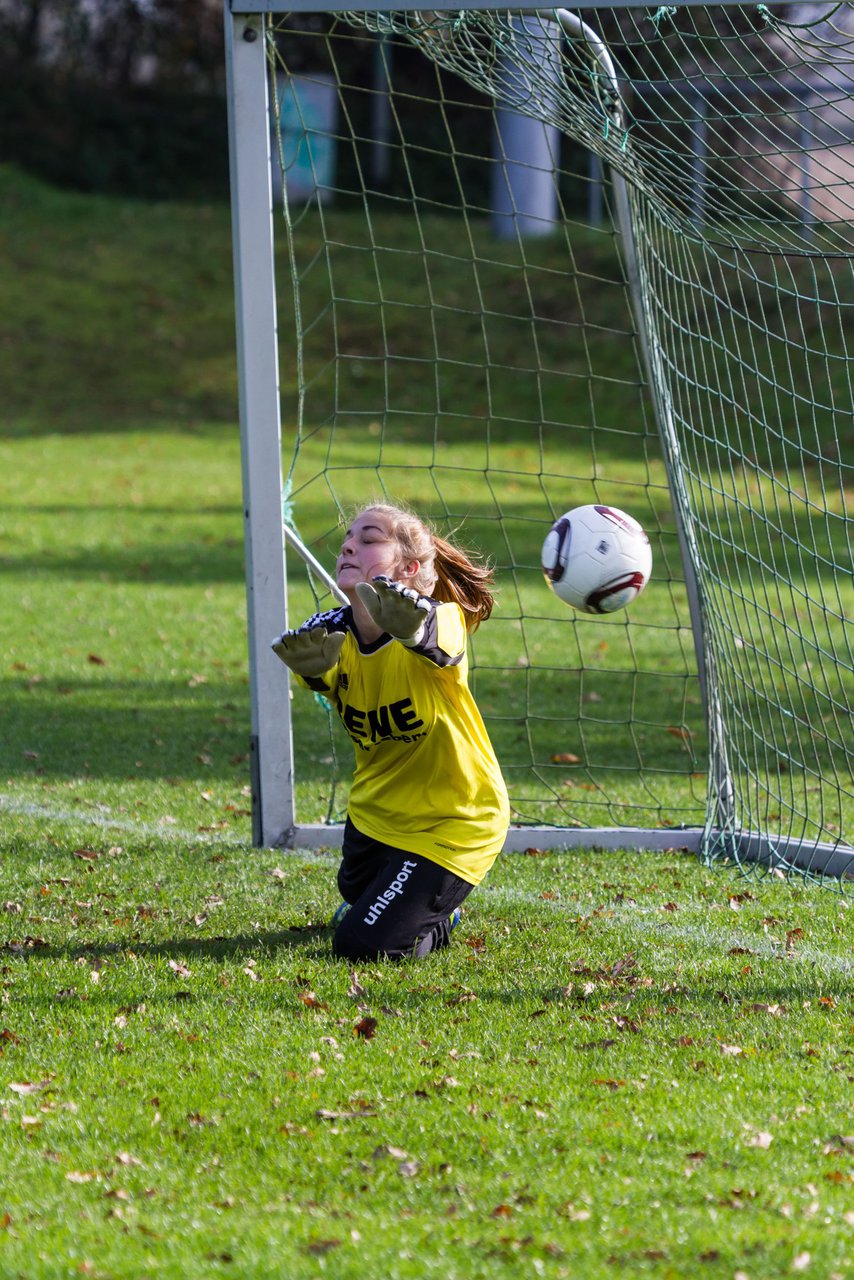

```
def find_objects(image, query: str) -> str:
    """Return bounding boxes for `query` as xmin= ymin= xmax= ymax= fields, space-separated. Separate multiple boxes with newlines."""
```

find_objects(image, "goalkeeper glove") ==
xmin=271 ymin=625 xmax=345 ymax=678
xmin=355 ymin=575 xmax=431 ymax=646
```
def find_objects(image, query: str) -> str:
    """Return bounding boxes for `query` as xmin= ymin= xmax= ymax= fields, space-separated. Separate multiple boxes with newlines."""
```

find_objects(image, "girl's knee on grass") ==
xmin=331 ymin=899 xmax=461 ymax=962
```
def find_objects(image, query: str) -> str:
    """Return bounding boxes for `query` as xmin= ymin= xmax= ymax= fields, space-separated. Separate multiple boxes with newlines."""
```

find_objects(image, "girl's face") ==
xmin=336 ymin=510 xmax=418 ymax=595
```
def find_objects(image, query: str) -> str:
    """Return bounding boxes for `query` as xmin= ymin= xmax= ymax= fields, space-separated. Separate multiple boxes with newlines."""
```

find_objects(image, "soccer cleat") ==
xmin=329 ymin=901 xmax=350 ymax=928
xmin=448 ymin=906 xmax=461 ymax=933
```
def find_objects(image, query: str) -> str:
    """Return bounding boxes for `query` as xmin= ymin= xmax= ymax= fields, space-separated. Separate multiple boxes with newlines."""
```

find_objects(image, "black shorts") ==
xmin=332 ymin=817 xmax=474 ymax=962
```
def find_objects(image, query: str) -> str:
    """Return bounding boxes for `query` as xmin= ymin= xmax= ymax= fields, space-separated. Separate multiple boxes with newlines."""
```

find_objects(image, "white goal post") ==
xmin=223 ymin=0 xmax=853 ymax=882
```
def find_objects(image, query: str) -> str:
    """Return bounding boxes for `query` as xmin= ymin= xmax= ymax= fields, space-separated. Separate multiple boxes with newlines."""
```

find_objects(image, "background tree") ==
xmin=0 ymin=0 xmax=228 ymax=197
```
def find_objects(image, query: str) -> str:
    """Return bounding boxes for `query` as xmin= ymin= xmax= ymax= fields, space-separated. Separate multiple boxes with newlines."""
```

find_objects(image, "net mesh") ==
xmin=267 ymin=4 xmax=852 ymax=882
xmin=344 ymin=4 xmax=854 ymax=250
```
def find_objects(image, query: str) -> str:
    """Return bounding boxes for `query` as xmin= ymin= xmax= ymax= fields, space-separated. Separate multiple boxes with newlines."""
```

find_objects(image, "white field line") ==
xmin=481 ymin=883 xmax=854 ymax=977
xmin=0 ymin=792 xmax=339 ymax=861
xmin=0 ymin=792 xmax=252 ymax=850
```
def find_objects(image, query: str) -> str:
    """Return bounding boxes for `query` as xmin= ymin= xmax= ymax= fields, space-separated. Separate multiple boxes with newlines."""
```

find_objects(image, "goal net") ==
xmin=227 ymin=2 xmax=852 ymax=883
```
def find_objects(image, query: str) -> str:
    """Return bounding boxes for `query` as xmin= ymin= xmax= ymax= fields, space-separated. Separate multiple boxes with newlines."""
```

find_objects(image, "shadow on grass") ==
xmin=3 ymin=534 xmax=246 ymax=586
xmin=2 ymin=677 xmax=255 ymax=783
xmin=1 ymin=667 xmax=705 ymax=785
xmin=9 ymin=929 xmax=846 ymax=1017
xmin=10 ymin=927 xmax=333 ymax=967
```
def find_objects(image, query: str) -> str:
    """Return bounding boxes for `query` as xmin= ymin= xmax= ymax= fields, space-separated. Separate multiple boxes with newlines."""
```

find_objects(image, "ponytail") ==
xmin=430 ymin=534 xmax=495 ymax=631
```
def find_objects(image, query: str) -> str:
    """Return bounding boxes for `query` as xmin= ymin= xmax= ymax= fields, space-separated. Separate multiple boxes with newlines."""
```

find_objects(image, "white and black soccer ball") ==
xmin=541 ymin=504 xmax=652 ymax=614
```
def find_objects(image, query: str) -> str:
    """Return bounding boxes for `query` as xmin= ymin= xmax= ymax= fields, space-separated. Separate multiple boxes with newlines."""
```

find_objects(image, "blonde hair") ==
xmin=351 ymin=502 xmax=495 ymax=631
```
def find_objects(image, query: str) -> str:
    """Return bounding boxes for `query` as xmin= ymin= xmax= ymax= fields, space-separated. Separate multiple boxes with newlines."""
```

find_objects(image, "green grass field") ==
xmin=1 ymin=821 xmax=852 ymax=1279
xmin=1 ymin=167 xmax=852 ymax=1277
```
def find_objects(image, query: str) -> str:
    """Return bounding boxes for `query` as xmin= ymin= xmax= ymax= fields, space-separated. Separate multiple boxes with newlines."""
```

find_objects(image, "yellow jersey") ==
xmin=296 ymin=601 xmax=509 ymax=885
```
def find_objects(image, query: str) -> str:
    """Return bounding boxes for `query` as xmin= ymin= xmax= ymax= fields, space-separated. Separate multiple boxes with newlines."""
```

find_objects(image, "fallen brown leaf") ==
xmin=305 ymin=1240 xmax=341 ymax=1255
xmin=8 ymin=1080 xmax=52 ymax=1097
xmin=347 ymin=972 xmax=368 ymax=1000
xmin=298 ymin=990 xmax=327 ymax=1010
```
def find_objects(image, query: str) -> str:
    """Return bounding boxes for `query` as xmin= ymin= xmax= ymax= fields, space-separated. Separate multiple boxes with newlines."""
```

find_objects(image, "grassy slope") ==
xmin=0 ymin=168 xmax=237 ymax=436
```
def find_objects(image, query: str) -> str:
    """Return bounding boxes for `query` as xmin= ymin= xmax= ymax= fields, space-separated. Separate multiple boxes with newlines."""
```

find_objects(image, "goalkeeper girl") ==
xmin=272 ymin=503 xmax=509 ymax=962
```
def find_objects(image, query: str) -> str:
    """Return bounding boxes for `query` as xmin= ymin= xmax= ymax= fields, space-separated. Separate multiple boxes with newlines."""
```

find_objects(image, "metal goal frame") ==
xmin=223 ymin=0 xmax=852 ymax=880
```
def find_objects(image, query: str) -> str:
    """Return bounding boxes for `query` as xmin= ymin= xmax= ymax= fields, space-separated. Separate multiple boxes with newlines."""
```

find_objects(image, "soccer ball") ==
xmin=541 ymin=504 xmax=652 ymax=614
